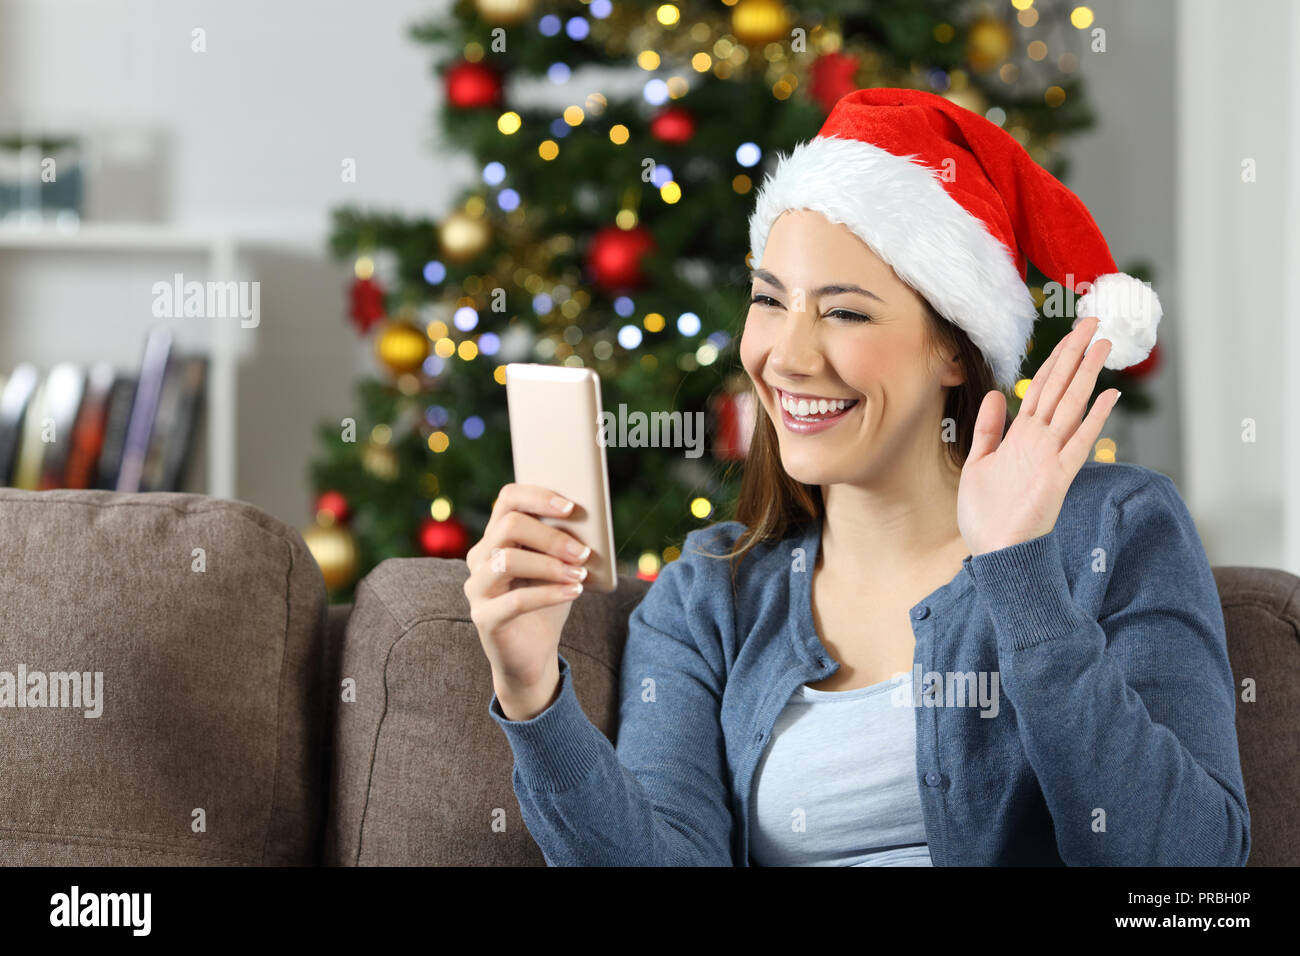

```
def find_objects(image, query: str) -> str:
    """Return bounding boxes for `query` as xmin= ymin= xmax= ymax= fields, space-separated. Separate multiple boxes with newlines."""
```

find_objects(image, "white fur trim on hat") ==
xmin=1074 ymin=272 xmax=1161 ymax=370
xmin=748 ymin=134 xmax=1037 ymax=390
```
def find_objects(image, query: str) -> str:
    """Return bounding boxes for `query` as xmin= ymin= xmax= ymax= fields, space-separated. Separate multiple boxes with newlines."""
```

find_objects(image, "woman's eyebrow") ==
xmin=749 ymin=268 xmax=885 ymax=304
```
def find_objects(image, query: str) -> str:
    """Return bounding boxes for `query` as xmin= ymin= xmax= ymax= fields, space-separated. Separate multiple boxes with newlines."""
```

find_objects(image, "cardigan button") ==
xmin=911 ymin=605 xmax=930 ymax=621
xmin=924 ymin=772 xmax=941 ymax=787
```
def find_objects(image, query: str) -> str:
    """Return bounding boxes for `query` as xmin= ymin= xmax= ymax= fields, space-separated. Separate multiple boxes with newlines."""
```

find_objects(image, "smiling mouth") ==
xmin=776 ymin=388 xmax=860 ymax=422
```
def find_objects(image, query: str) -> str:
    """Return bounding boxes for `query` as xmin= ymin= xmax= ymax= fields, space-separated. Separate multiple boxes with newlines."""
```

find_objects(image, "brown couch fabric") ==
xmin=324 ymin=557 xmax=649 ymax=866
xmin=0 ymin=489 xmax=328 ymax=865
xmin=1211 ymin=566 xmax=1300 ymax=867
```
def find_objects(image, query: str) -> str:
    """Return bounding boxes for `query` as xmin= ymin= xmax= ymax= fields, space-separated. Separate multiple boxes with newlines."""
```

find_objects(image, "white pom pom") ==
xmin=1074 ymin=273 xmax=1162 ymax=371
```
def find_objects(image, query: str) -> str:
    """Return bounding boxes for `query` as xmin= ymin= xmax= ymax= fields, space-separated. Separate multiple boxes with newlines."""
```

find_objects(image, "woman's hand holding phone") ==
xmin=464 ymin=482 xmax=591 ymax=721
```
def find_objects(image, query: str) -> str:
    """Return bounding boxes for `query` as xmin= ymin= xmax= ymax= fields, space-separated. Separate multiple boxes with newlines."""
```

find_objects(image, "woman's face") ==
xmin=740 ymin=208 xmax=964 ymax=488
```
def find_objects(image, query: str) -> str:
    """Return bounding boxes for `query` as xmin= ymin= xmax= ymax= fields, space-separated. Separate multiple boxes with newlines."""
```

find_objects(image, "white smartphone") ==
xmin=504 ymin=363 xmax=618 ymax=593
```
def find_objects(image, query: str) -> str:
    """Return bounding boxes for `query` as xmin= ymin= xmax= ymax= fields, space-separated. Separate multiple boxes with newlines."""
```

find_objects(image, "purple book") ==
xmin=115 ymin=327 xmax=174 ymax=492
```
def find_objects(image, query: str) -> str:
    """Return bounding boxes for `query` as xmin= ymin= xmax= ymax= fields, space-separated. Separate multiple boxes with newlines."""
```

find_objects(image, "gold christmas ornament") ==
xmin=731 ymin=0 xmax=790 ymax=46
xmin=439 ymin=210 xmax=491 ymax=262
xmin=476 ymin=0 xmax=533 ymax=25
xmin=375 ymin=319 xmax=431 ymax=376
xmin=967 ymin=17 xmax=1013 ymax=72
xmin=942 ymin=85 xmax=987 ymax=116
xmin=302 ymin=521 xmax=359 ymax=591
xmin=362 ymin=440 xmax=399 ymax=481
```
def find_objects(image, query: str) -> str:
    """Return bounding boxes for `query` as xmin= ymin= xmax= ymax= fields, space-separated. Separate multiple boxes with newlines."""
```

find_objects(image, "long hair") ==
xmin=700 ymin=299 xmax=1011 ymax=591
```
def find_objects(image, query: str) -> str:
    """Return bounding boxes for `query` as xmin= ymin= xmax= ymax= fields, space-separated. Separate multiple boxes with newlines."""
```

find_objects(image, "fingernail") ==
xmin=550 ymin=495 xmax=574 ymax=513
xmin=565 ymin=564 xmax=588 ymax=581
xmin=567 ymin=540 xmax=591 ymax=560
xmin=1114 ymin=390 xmax=1123 ymax=402
xmin=566 ymin=582 xmax=583 ymax=596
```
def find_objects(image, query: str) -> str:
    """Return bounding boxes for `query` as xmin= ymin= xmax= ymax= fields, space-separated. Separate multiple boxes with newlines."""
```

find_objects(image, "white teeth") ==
xmin=779 ymin=391 xmax=854 ymax=418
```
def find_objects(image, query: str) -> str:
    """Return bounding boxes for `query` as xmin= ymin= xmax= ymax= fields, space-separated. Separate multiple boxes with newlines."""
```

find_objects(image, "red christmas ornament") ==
xmin=315 ymin=490 xmax=350 ymax=524
xmin=1121 ymin=340 xmax=1160 ymax=379
xmin=650 ymin=105 xmax=696 ymax=145
xmin=349 ymin=276 xmax=387 ymax=334
xmin=419 ymin=516 xmax=470 ymax=559
xmin=808 ymin=51 xmax=861 ymax=114
xmin=445 ymin=59 xmax=503 ymax=109
xmin=710 ymin=390 xmax=755 ymax=462
xmin=586 ymin=224 xmax=657 ymax=291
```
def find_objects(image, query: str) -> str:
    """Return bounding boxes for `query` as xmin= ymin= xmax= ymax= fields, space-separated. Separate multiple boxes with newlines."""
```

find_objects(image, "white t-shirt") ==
xmin=749 ymin=670 xmax=933 ymax=866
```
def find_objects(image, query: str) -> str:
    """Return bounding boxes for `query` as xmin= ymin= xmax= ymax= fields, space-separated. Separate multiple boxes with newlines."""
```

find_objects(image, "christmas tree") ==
xmin=307 ymin=0 xmax=1160 ymax=602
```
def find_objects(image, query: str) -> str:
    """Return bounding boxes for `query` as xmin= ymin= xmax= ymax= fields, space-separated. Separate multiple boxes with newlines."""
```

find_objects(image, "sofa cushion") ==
xmin=1212 ymin=565 xmax=1300 ymax=867
xmin=0 ymin=489 xmax=328 ymax=865
xmin=325 ymin=556 xmax=649 ymax=866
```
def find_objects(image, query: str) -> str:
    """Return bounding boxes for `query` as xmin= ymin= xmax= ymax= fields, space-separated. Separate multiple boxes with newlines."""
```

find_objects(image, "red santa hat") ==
xmin=747 ymin=87 xmax=1161 ymax=391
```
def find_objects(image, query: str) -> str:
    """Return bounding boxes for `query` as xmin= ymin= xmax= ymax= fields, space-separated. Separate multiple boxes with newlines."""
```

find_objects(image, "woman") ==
xmin=465 ymin=89 xmax=1250 ymax=866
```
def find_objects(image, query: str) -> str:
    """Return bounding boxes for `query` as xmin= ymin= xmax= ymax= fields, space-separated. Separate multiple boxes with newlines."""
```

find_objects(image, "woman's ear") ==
xmin=933 ymin=345 xmax=965 ymax=388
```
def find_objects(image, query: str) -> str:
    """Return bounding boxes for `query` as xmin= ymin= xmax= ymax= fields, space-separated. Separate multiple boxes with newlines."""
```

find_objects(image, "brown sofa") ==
xmin=0 ymin=489 xmax=1295 ymax=866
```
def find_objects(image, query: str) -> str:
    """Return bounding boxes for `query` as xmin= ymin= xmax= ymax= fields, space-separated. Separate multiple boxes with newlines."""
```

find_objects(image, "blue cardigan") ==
xmin=488 ymin=460 xmax=1251 ymax=866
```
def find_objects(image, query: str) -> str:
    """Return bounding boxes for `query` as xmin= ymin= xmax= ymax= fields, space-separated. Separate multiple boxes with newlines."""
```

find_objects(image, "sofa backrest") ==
xmin=323 ymin=556 xmax=650 ymax=866
xmin=1213 ymin=566 xmax=1300 ymax=867
xmin=0 ymin=488 xmax=329 ymax=865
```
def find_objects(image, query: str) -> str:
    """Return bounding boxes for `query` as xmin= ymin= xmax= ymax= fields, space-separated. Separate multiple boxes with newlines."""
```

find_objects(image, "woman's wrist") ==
xmin=493 ymin=662 xmax=562 ymax=722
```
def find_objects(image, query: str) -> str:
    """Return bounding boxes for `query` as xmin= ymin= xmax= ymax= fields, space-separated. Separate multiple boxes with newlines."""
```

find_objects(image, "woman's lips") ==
xmin=775 ymin=388 xmax=860 ymax=435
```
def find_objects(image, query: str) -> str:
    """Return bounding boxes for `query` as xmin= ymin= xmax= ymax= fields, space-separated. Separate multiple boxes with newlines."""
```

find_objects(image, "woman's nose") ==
xmin=768 ymin=311 xmax=825 ymax=377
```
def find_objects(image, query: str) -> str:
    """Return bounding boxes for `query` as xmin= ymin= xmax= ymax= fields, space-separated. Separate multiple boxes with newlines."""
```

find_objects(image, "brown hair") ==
xmin=702 ymin=300 xmax=1011 ymax=591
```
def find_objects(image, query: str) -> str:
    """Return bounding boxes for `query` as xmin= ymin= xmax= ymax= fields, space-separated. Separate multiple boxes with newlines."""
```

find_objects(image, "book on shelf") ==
xmin=0 ymin=363 xmax=38 ymax=484
xmin=1 ymin=328 xmax=208 ymax=492
xmin=115 ymin=327 xmax=172 ymax=493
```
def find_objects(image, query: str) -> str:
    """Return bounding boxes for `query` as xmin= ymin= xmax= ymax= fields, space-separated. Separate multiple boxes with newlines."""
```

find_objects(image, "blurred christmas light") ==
xmin=453 ymin=306 xmax=479 ymax=331
xmin=643 ymin=79 xmax=669 ymax=105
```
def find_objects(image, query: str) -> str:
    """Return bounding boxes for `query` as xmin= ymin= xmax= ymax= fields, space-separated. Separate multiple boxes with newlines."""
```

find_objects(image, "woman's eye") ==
xmin=748 ymin=295 xmax=870 ymax=322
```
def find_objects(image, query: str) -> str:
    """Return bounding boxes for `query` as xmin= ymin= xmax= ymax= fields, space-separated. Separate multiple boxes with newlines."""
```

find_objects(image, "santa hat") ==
xmin=747 ymin=87 xmax=1160 ymax=391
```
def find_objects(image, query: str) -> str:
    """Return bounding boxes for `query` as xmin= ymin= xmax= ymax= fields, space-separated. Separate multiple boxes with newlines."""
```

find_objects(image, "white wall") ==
xmin=1 ymin=0 xmax=455 ymax=235
xmin=1177 ymin=0 xmax=1297 ymax=572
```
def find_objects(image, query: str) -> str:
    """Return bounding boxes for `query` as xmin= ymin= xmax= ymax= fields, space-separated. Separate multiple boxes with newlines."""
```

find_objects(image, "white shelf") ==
xmin=0 ymin=222 xmax=252 ymax=500
xmin=0 ymin=221 xmax=234 ymax=252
